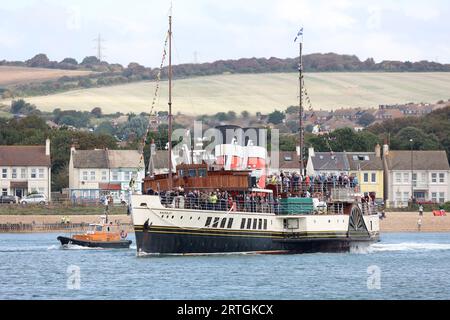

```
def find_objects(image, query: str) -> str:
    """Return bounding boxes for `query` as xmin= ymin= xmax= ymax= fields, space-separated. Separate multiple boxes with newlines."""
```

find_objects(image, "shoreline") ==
xmin=0 ymin=212 xmax=449 ymax=233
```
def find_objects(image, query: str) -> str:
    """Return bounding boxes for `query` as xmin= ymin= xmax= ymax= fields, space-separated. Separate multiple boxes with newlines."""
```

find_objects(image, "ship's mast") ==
xmin=298 ymin=40 xmax=304 ymax=176
xmin=168 ymin=15 xmax=173 ymax=189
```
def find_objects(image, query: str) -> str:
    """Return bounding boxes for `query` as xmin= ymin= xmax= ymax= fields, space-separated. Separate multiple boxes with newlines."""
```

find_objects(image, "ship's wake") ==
xmin=352 ymin=242 xmax=450 ymax=254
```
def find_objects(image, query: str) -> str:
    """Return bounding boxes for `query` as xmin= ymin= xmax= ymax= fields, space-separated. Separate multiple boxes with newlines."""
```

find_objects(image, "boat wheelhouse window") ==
xmin=198 ymin=169 xmax=207 ymax=177
xmin=240 ymin=218 xmax=246 ymax=229
xmin=246 ymin=219 xmax=252 ymax=229
xmin=189 ymin=169 xmax=197 ymax=177
xmin=220 ymin=218 xmax=227 ymax=228
xmin=258 ymin=219 xmax=263 ymax=230
xmin=227 ymin=218 xmax=234 ymax=229
xmin=205 ymin=217 xmax=212 ymax=227
xmin=95 ymin=225 xmax=102 ymax=232
xmin=252 ymin=219 xmax=258 ymax=230
xmin=263 ymin=219 xmax=268 ymax=230
xmin=212 ymin=217 xmax=220 ymax=228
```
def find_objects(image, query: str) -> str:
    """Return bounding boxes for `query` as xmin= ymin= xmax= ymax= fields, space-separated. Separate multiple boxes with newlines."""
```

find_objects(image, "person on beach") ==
xmin=419 ymin=205 xmax=424 ymax=216
xmin=417 ymin=218 xmax=422 ymax=232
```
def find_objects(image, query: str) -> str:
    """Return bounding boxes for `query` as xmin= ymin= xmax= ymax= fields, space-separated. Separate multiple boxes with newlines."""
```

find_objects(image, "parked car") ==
xmin=20 ymin=194 xmax=48 ymax=205
xmin=0 ymin=195 xmax=18 ymax=204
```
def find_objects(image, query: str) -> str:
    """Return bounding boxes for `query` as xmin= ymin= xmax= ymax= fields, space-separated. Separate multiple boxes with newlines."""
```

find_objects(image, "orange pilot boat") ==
xmin=57 ymin=216 xmax=132 ymax=249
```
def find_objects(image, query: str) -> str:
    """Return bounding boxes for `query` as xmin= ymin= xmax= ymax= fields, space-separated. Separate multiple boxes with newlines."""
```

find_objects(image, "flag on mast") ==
xmin=294 ymin=28 xmax=304 ymax=43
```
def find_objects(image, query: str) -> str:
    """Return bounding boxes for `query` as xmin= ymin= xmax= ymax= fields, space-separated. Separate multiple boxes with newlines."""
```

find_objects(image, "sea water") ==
xmin=0 ymin=232 xmax=450 ymax=300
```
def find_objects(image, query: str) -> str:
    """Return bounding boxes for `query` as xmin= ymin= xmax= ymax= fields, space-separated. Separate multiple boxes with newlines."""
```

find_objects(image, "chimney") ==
xmin=45 ymin=138 xmax=50 ymax=156
xmin=383 ymin=144 xmax=389 ymax=157
xmin=375 ymin=144 xmax=381 ymax=158
xmin=308 ymin=147 xmax=315 ymax=158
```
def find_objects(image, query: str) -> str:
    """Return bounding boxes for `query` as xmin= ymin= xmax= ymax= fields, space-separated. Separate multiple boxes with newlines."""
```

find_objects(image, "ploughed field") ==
xmin=2 ymin=72 xmax=450 ymax=114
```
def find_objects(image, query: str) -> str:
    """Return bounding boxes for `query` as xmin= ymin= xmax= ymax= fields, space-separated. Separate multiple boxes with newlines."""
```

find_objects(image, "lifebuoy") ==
xmin=120 ymin=230 xmax=127 ymax=239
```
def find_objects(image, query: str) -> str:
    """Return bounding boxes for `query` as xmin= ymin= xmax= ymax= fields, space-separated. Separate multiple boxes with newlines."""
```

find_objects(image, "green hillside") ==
xmin=2 ymin=72 xmax=450 ymax=115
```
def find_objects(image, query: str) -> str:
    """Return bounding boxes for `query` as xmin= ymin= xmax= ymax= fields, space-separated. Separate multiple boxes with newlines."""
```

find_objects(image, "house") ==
xmin=69 ymin=147 xmax=145 ymax=203
xmin=306 ymin=148 xmax=350 ymax=176
xmin=383 ymin=145 xmax=450 ymax=208
xmin=374 ymin=108 xmax=404 ymax=120
xmin=267 ymin=151 xmax=301 ymax=175
xmin=0 ymin=139 xmax=52 ymax=200
xmin=346 ymin=145 xmax=384 ymax=199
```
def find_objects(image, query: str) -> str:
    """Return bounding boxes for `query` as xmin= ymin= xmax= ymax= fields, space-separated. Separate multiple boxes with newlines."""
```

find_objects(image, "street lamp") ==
xmin=410 ymin=139 xmax=414 ymax=205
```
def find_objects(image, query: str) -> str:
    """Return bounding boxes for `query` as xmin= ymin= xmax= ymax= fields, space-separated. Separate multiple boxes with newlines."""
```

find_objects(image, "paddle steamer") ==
xmin=129 ymin=15 xmax=380 ymax=255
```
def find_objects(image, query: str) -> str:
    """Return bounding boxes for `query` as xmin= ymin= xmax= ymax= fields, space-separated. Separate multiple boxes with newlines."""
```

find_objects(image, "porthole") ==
xmin=180 ymin=216 xmax=183 ymax=219
xmin=172 ymin=216 xmax=174 ymax=219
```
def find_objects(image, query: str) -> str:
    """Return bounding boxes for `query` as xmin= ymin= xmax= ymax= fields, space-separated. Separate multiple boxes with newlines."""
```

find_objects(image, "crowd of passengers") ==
xmin=266 ymin=171 xmax=359 ymax=194
xmin=153 ymin=189 xmax=276 ymax=213
xmin=144 ymin=172 xmax=378 ymax=214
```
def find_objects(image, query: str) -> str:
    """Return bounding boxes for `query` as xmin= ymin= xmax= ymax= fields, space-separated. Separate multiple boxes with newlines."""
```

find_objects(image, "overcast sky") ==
xmin=1 ymin=0 xmax=449 ymax=67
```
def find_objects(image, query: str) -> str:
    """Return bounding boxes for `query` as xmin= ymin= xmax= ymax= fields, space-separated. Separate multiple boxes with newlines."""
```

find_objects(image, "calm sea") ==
xmin=1 ymin=232 xmax=450 ymax=300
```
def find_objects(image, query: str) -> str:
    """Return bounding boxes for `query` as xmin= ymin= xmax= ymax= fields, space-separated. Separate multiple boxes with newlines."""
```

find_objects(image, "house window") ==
xmin=403 ymin=173 xmax=409 ymax=184
xmin=395 ymin=173 xmax=401 ymax=183
xmin=412 ymin=173 xmax=417 ymax=186
xmin=12 ymin=169 xmax=17 ymax=179
xmin=431 ymin=173 xmax=437 ymax=183
xmin=124 ymin=171 xmax=132 ymax=181
xmin=102 ymin=171 xmax=108 ymax=181
xmin=90 ymin=171 xmax=96 ymax=181
xmin=439 ymin=193 xmax=445 ymax=203
xmin=1 ymin=168 xmax=8 ymax=179
xmin=402 ymin=192 xmax=409 ymax=201
xmin=371 ymin=173 xmax=376 ymax=183
xmin=39 ymin=169 xmax=44 ymax=179
xmin=432 ymin=193 xmax=437 ymax=203
xmin=112 ymin=171 xmax=119 ymax=181
xmin=363 ymin=173 xmax=369 ymax=183
xmin=21 ymin=168 xmax=27 ymax=179
xmin=31 ymin=169 xmax=37 ymax=179
xmin=82 ymin=171 xmax=88 ymax=181
xmin=439 ymin=173 xmax=445 ymax=183
xmin=2 ymin=188 xmax=8 ymax=196
xmin=395 ymin=192 xmax=402 ymax=201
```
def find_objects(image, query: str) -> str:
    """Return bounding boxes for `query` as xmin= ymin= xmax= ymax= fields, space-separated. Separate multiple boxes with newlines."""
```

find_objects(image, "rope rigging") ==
xmin=129 ymin=32 xmax=170 ymax=190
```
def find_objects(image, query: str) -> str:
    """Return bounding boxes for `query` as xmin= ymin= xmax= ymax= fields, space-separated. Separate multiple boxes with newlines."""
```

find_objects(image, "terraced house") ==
xmin=306 ymin=146 xmax=384 ymax=199
xmin=0 ymin=139 xmax=52 ymax=200
xmin=346 ymin=146 xmax=384 ymax=200
xmin=383 ymin=146 xmax=450 ymax=208
xmin=69 ymin=147 xmax=145 ymax=203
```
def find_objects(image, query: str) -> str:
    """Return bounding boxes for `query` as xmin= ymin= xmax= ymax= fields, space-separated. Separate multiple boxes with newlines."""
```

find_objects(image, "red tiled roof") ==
xmin=0 ymin=145 xmax=50 ymax=167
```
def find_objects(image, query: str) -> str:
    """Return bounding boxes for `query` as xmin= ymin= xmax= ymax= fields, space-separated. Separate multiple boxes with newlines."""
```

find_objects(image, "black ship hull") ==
xmin=57 ymin=236 xmax=132 ymax=249
xmin=134 ymin=227 xmax=378 ymax=255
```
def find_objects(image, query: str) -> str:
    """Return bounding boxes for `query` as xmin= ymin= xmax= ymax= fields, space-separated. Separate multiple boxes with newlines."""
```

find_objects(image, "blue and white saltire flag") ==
xmin=294 ymin=28 xmax=304 ymax=43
